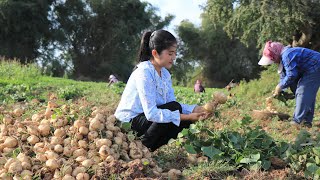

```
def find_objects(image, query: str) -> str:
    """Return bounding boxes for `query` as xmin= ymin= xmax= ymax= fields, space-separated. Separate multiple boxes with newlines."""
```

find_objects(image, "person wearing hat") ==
xmin=107 ymin=74 xmax=119 ymax=87
xmin=258 ymin=41 xmax=320 ymax=127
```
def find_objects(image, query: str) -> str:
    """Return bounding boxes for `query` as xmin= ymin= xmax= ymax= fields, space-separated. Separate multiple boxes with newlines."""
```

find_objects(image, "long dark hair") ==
xmin=138 ymin=30 xmax=177 ymax=62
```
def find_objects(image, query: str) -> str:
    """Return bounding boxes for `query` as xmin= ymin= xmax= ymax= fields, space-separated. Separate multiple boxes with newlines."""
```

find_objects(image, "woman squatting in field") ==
xmin=115 ymin=30 xmax=210 ymax=151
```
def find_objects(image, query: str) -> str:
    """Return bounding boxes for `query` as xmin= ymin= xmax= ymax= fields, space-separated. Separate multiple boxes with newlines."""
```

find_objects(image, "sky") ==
xmin=143 ymin=0 xmax=206 ymax=34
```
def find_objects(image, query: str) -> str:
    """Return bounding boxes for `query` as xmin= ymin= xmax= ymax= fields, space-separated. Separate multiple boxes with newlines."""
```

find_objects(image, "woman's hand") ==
xmin=192 ymin=106 xmax=206 ymax=113
xmin=273 ymin=84 xmax=282 ymax=96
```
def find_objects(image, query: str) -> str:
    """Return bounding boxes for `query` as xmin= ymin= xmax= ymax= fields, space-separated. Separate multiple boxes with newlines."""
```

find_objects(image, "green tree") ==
xmin=54 ymin=0 xmax=173 ymax=80
xmin=207 ymin=0 xmax=320 ymax=50
xmin=177 ymin=19 xmax=259 ymax=87
xmin=0 ymin=0 xmax=54 ymax=63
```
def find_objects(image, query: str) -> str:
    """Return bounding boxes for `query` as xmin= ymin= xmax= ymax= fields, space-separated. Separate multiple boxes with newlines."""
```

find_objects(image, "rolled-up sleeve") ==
xmin=136 ymin=69 xmax=181 ymax=126
xmin=279 ymin=56 xmax=299 ymax=89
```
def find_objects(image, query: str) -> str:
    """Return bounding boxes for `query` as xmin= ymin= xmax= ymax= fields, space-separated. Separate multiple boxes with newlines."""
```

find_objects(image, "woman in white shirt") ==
xmin=115 ymin=30 xmax=209 ymax=151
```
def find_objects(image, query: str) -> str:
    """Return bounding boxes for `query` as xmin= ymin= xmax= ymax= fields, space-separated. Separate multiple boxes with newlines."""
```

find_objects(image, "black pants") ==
xmin=130 ymin=101 xmax=193 ymax=151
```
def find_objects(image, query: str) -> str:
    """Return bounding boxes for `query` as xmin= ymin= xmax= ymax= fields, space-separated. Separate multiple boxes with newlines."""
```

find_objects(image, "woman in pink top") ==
xmin=194 ymin=79 xmax=205 ymax=93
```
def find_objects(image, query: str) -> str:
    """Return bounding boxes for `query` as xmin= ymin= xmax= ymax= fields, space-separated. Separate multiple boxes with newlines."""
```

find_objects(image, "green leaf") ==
xmin=240 ymin=158 xmax=252 ymax=164
xmin=120 ymin=122 xmax=131 ymax=131
xmin=250 ymin=161 xmax=261 ymax=171
xmin=127 ymin=131 xmax=135 ymax=142
xmin=313 ymin=147 xmax=320 ymax=157
xmin=316 ymin=156 xmax=320 ymax=165
xmin=262 ymin=160 xmax=271 ymax=170
xmin=201 ymin=146 xmax=223 ymax=159
xmin=307 ymin=163 xmax=319 ymax=173
xmin=184 ymin=144 xmax=197 ymax=154
xmin=189 ymin=124 xmax=200 ymax=134
xmin=251 ymin=153 xmax=260 ymax=162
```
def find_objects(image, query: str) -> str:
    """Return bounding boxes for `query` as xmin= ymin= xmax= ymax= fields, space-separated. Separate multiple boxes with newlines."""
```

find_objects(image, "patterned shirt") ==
xmin=114 ymin=61 xmax=197 ymax=126
xmin=279 ymin=47 xmax=320 ymax=89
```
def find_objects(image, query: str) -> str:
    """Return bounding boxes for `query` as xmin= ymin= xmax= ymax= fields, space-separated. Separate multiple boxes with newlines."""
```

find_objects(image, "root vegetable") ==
xmin=13 ymin=108 xmax=24 ymax=117
xmin=95 ymin=113 xmax=104 ymax=121
xmin=54 ymin=169 xmax=62 ymax=179
xmin=96 ymin=139 xmax=112 ymax=148
xmin=187 ymin=154 xmax=197 ymax=164
xmin=78 ymin=140 xmax=88 ymax=149
xmin=74 ymin=120 xmax=86 ymax=129
xmin=88 ymin=131 xmax=98 ymax=141
xmin=105 ymin=155 xmax=114 ymax=162
xmin=8 ymin=161 xmax=23 ymax=174
xmin=72 ymin=167 xmax=86 ymax=177
xmin=122 ymin=142 xmax=129 ymax=151
xmin=75 ymin=156 xmax=87 ymax=163
xmin=64 ymin=138 xmax=71 ymax=146
xmin=105 ymin=130 xmax=113 ymax=139
xmin=33 ymin=142 xmax=45 ymax=153
xmin=3 ymin=116 xmax=13 ymax=125
xmin=3 ymin=147 xmax=14 ymax=153
xmin=36 ymin=153 xmax=47 ymax=162
xmin=89 ymin=118 xmax=103 ymax=131
xmin=92 ymin=156 xmax=100 ymax=163
xmin=213 ymin=92 xmax=228 ymax=104
xmin=107 ymin=115 xmax=116 ymax=124
xmin=46 ymin=159 xmax=59 ymax=170
xmin=38 ymin=124 xmax=51 ymax=136
xmin=32 ymin=114 xmax=41 ymax=121
xmin=45 ymin=151 xmax=59 ymax=160
xmin=114 ymin=136 xmax=123 ymax=145
xmin=73 ymin=148 xmax=86 ymax=158
xmin=21 ymin=170 xmax=33 ymax=177
xmin=27 ymin=135 xmax=40 ymax=145
xmin=51 ymin=136 xmax=63 ymax=145
xmin=54 ymin=128 xmax=66 ymax=137
xmin=81 ymin=159 xmax=93 ymax=168
xmin=63 ymin=174 xmax=75 ymax=180
xmin=0 ymin=172 xmax=11 ymax=180
xmin=45 ymin=108 xmax=54 ymax=118
xmin=129 ymin=148 xmax=143 ymax=159
xmin=27 ymin=126 xmax=39 ymax=136
xmin=54 ymin=144 xmax=64 ymax=153
xmin=168 ymin=169 xmax=182 ymax=180
xmin=76 ymin=173 xmax=89 ymax=180
xmin=63 ymin=146 xmax=74 ymax=157
xmin=106 ymin=123 xmax=118 ymax=131
xmin=197 ymin=156 xmax=208 ymax=163
xmin=87 ymin=150 xmax=97 ymax=158
xmin=74 ymin=133 xmax=84 ymax=141
xmin=2 ymin=137 xmax=18 ymax=148
xmin=203 ymin=102 xmax=217 ymax=113
xmin=78 ymin=126 xmax=89 ymax=135
xmin=5 ymin=158 xmax=16 ymax=169
xmin=129 ymin=142 xmax=137 ymax=149
xmin=99 ymin=145 xmax=110 ymax=158
xmin=21 ymin=162 xmax=32 ymax=170
xmin=60 ymin=165 xmax=73 ymax=175
xmin=48 ymin=101 xmax=58 ymax=108
xmin=17 ymin=153 xmax=30 ymax=164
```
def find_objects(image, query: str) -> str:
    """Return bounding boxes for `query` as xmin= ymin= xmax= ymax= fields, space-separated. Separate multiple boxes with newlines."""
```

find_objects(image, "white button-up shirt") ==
xmin=115 ymin=60 xmax=196 ymax=126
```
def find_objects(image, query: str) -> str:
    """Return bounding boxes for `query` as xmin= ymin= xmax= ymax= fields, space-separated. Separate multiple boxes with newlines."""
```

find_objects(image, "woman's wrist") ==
xmin=180 ymin=114 xmax=189 ymax=121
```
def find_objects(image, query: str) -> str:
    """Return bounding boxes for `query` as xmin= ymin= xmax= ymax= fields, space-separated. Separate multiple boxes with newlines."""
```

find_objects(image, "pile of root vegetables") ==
xmin=0 ymin=97 xmax=182 ymax=180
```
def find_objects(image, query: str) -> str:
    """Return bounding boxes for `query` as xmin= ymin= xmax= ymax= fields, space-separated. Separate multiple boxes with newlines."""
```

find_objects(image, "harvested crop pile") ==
xmin=0 ymin=95 xmax=178 ymax=179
